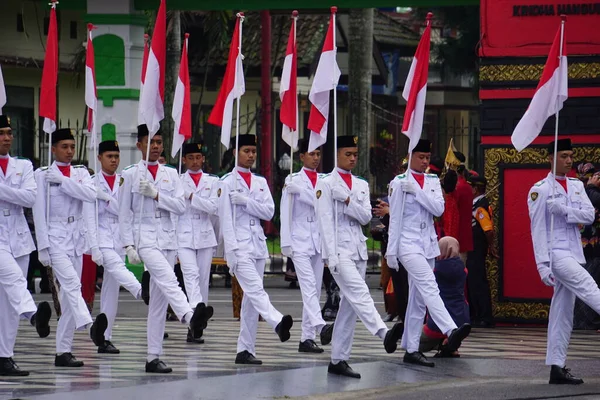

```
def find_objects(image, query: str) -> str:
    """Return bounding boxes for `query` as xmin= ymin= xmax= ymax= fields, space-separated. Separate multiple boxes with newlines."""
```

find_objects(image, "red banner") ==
xmin=481 ymin=0 xmax=600 ymax=57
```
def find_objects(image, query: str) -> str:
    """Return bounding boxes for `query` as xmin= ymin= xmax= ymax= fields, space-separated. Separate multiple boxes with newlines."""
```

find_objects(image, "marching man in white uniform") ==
xmin=280 ymin=139 xmax=333 ymax=353
xmin=119 ymin=125 xmax=212 ymax=373
xmin=218 ymin=134 xmax=294 ymax=365
xmin=387 ymin=139 xmax=470 ymax=368
xmin=528 ymin=138 xmax=597 ymax=385
xmin=84 ymin=140 xmax=143 ymax=354
xmin=316 ymin=135 xmax=403 ymax=379
xmin=32 ymin=128 xmax=107 ymax=368
xmin=0 ymin=115 xmax=52 ymax=376
xmin=178 ymin=142 xmax=218 ymax=344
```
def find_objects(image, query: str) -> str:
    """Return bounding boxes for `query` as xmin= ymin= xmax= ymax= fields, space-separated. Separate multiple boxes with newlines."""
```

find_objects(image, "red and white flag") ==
xmin=39 ymin=1 xmax=59 ymax=135
xmin=139 ymin=0 xmax=166 ymax=137
xmin=138 ymin=34 xmax=149 ymax=126
xmin=0 ymin=64 xmax=6 ymax=114
xmin=171 ymin=34 xmax=192 ymax=158
xmin=307 ymin=11 xmax=340 ymax=153
xmin=280 ymin=13 xmax=298 ymax=150
xmin=402 ymin=14 xmax=432 ymax=153
xmin=208 ymin=14 xmax=245 ymax=148
xmin=511 ymin=22 xmax=568 ymax=152
xmin=85 ymin=24 xmax=98 ymax=147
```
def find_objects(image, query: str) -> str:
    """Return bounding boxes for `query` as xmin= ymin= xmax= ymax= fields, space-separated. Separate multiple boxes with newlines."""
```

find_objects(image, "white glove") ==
xmin=46 ymin=169 xmax=66 ymax=184
xmin=139 ymin=179 xmax=158 ymax=199
xmin=96 ymin=187 xmax=113 ymax=202
xmin=281 ymin=246 xmax=293 ymax=258
xmin=91 ymin=247 xmax=104 ymax=266
xmin=386 ymin=255 xmax=400 ymax=271
xmin=286 ymin=180 xmax=303 ymax=195
xmin=184 ymin=189 xmax=194 ymax=200
xmin=230 ymin=191 xmax=248 ymax=206
xmin=547 ymin=199 xmax=567 ymax=216
xmin=38 ymin=249 xmax=51 ymax=267
xmin=332 ymin=186 xmax=350 ymax=203
xmin=537 ymin=263 xmax=555 ymax=287
xmin=327 ymin=255 xmax=339 ymax=273
xmin=226 ymin=251 xmax=238 ymax=272
xmin=126 ymin=245 xmax=142 ymax=265
xmin=400 ymin=180 xmax=417 ymax=194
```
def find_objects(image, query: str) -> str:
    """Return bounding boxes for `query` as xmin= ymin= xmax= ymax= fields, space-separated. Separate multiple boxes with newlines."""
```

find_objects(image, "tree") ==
xmin=348 ymin=8 xmax=374 ymax=179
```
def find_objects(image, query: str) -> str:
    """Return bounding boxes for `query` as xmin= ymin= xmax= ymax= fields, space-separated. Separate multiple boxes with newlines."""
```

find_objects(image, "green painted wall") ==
xmin=101 ymin=123 xmax=117 ymax=141
xmin=93 ymin=34 xmax=126 ymax=86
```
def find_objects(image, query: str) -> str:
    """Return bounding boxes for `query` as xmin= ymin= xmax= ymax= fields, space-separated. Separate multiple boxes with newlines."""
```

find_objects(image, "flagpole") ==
xmin=549 ymin=14 xmax=566 ymax=272
xmin=287 ymin=10 xmax=298 ymax=249
xmin=87 ymin=24 xmax=101 ymax=242
xmin=233 ymin=13 xmax=244 ymax=224
xmin=330 ymin=6 xmax=339 ymax=257
xmin=45 ymin=0 xmax=59 ymax=231
xmin=397 ymin=13 xmax=432 ymax=249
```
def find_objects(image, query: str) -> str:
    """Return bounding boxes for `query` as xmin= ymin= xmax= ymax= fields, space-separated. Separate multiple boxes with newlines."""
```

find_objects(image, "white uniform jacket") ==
xmin=315 ymin=170 xmax=371 ymax=262
xmin=118 ymin=161 xmax=186 ymax=251
xmin=528 ymin=173 xmax=595 ymax=265
xmin=280 ymin=169 xmax=321 ymax=256
xmin=32 ymin=163 xmax=95 ymax=256
xmin=218 ymin=170 xmax=274 ymax=260
xmin=177 ymin=171 xmax=219 ymax=250
xmin=0 ymin=156 xmax=36 ymax=258
xmin=387 ymin=172 xmax=444 ymax=259
xmin=84 ymin=173 xmax=123 ymax=254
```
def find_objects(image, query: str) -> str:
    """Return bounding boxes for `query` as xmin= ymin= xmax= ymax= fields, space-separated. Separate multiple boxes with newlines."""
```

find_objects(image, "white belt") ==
xmin=306 ymin=216 xmax=315 ymax=222
xmin=191 ymin=214 xmax=203 ymax=220
xmin=1 ymin=209 xmax=24 ymax=217
xmin=104 ymin=216 xmax=119 ymax=223
xmin=249 ymin=219 xmax=256 ymax=226
xmin=135 ymin=211 xmax=170 ymax=219
xmin=49 ymin=216 xmax=81 ymax=223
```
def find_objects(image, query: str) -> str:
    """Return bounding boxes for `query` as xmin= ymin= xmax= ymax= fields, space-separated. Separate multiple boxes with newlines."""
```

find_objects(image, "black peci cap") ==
xmin=337 ymin=135 xmax=359 ymax=149
xmin=99 ymin=140 xmax=120 ymax=154
xmin=412 ymin=139 xmax=432 ymax=153
xmin=0 ymin=115 xmax=11 ymax=129
xmin=52 ymin=128 xmax=75 ymax=145
xmin=182 ymin=142 xmax=204 ymax=156
xmin=547 ymin=138 xmax=572 ymax=154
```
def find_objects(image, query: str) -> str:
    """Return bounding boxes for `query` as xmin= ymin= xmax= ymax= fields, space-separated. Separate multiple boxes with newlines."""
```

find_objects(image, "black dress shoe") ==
xmin=0 ymin=358 xmax=29 ymax=376
xmin=141 ymin=271 xmax=150 ymax=305
xmin=235 ymin=350 xmax=262 ymax=365
xmin=145 ymin=358 xmax=172 ymax=373
xmin=549 ymin=365 xmax=584 ymax=384
xmin=275 ymin=315 xmax=293 ymax=342
xmin=32 ymin=301 xmax=52 ymax=338
xmin=299 ymin=339 xmax=324 ymax=353
xmin=189 ymin=303 xmax=214 ymax=338
xmin=90 ymin=313 xmax=108 ymax=347
xmin=446 ymin=323 xmax=471 ymax=352
xmin=187 ymin=328 xmax=205 ymax=344
xmin=55 ymin=353 xmax=84 ymax=367
xmin=320 ymin=323 xmax=334 ymax=346
xmin=383 ymin=322 xmax=403 ymax=354
xmin=98 ymin=340 xmax=120 ymax=354
xmin=328 ymin=361 xmax=361 ymax=379
xmin=403 ymin=351 xmax=435 ymax=367
xmin=163 ymin=332 xmax=169 ymax=339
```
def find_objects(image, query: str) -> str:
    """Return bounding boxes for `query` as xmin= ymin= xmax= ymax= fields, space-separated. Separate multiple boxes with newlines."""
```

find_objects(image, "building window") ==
xmin=17 ymin=14 xmax=24 ymax=32
xmin=70 ymin=21 xmax=77 ymax=39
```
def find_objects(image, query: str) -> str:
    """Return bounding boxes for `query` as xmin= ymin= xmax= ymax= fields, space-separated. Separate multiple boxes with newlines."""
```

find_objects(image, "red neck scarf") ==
xmin=147 ymin=163 xmax=158 ymax=180
xmin=57 ymin=164 xmax=71 ymax=178
xmin=189 ymin=171 xmax=202 ymax=187
xmin=338 ymin=170 xmax=352 ymax=190
xmin=103 ymin=173 xmax=116 ymax=190
xmin=556 ymin=177 xmax=568 ymax=193
xmin=304 ymin=169 xmax=317 ymax=188
xmin=238 ymin=170 xmax=251 ymax=189
xmin=412 ymin=172 xmax=424 ymax=189
xmin=0 ymin=158 xmax=7 ymax=174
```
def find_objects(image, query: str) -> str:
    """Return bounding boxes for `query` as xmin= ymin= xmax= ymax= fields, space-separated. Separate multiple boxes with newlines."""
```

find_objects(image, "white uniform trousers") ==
xmin=291 ymin=252 xmax=326 ymax=342
xmin=100 ymin=248 xmax=142 ymax=340
xmin=178 ymin=247 xmax=214 ymax=308
xmin=50 ymin=251 xmax=94 ymax=353
xmin=235 ymin=257 xmax=284 ymax=355
xmin=399 ymin=253 xmax=457 ymax=353
xmin=0 ymin=252 xmax=37 ymax=358
xmin=138 ymin=247 xmax=193 ymax=356
xmin=547 ymin=256 xmax=600 ymax=366
xmin=330 ymin=258 xmax=388 ymax=363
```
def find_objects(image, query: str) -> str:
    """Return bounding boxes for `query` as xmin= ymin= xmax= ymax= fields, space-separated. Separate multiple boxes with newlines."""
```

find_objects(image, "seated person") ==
xmin=419 ymin=236 xmax=470 ymax=357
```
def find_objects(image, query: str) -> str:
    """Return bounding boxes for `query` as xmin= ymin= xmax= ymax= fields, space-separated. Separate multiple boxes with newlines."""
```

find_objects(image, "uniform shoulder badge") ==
xmin=426 ymin=173 xmax=437 ymax=178
xmin=252 ymin=172 xmax=264 ymax=178
xmin=531 ymin=192 xmax=538 ymax=201
xmin=38 ymin=166 xmax=49 ymax=171
xmin=119 ymin=176 xmax=125 ymax=186
xmin=568 ymin=177 xmax=578 ymax=181
xmin=123 ymin=164 xmax=136 ymax=171
xmin=220 ymin=172 xmax=231 ymax=181
xmin=316 ymin=190 xmax=322 ymax=199
xmin=73 ymin=165 xmax=86 ymax=169
xmin=164 ymin=164 xmax=176 ymax=169
xmin=534 ymin=179 xmax=546 ymax=187
xmin=396 ymin=173 xmax=406 ymax=179
xmin=356 ymin=176 xmax=368 ymax=182
xmin=16 ymin=156 xmax=29 ymax=160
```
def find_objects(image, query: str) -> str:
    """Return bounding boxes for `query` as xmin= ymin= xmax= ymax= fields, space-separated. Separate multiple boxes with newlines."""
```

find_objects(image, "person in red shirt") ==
xmin=453 ymin=152 xmax=474 ymax=262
